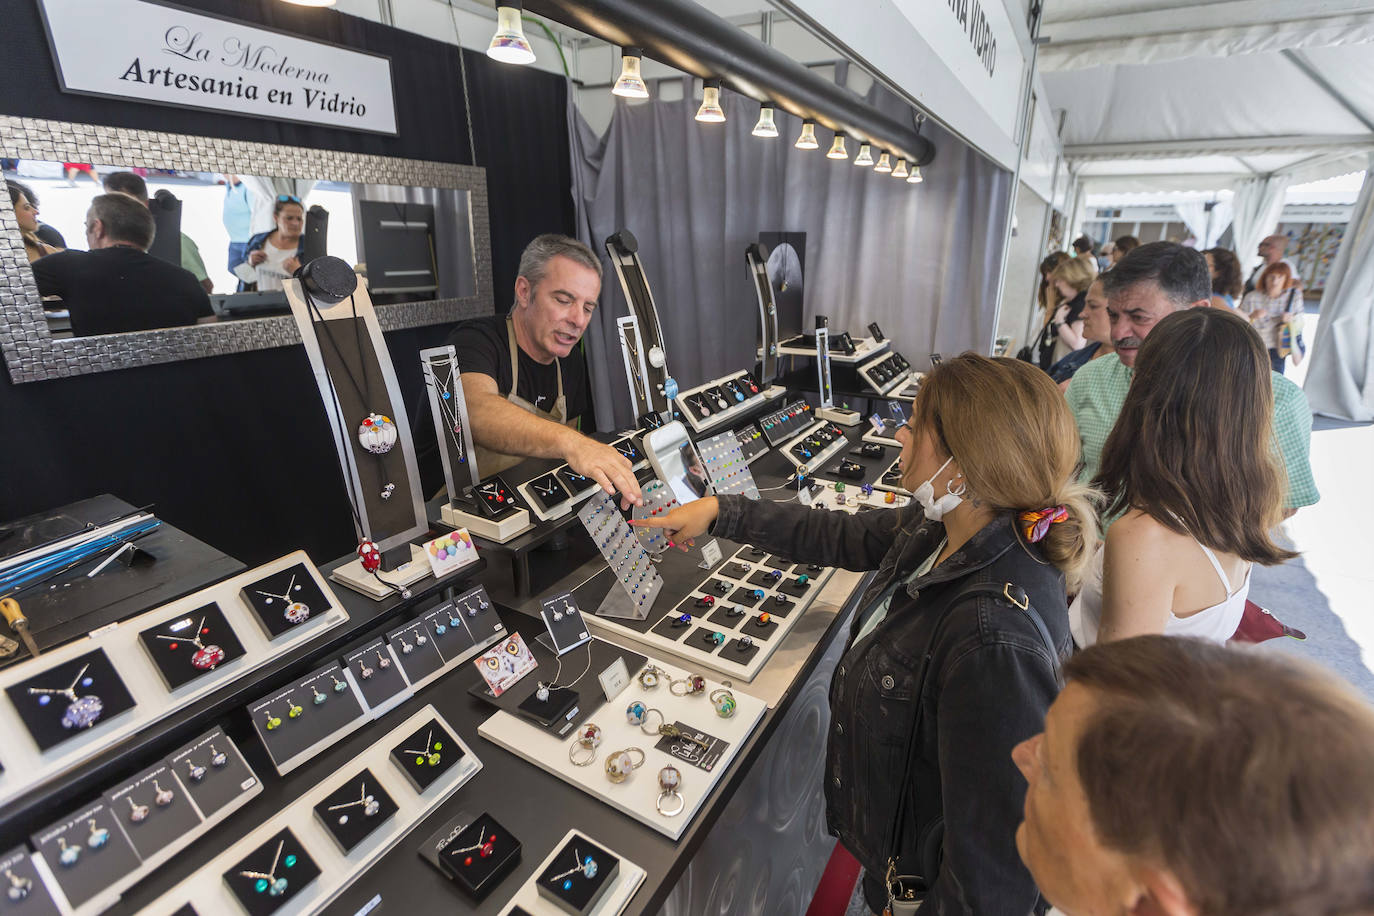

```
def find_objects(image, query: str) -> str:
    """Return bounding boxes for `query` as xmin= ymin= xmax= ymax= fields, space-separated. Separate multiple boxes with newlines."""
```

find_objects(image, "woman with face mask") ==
xmin=633 ymin=355 xmax=1097 ymax=915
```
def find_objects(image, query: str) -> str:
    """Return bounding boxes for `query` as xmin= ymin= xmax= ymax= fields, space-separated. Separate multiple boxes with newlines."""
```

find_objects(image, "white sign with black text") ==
xmin=38 ymin=0 xmax=397 ymax=135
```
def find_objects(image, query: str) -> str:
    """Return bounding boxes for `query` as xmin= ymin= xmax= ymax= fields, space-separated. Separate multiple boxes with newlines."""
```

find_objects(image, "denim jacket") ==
xmin=712 ymin=496 xmax=1070 ymax=915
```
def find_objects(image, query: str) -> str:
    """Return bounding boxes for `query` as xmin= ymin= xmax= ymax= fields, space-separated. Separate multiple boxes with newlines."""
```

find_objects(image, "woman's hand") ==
xmin=282 ymin=256 xmax=301 ymax=275
xmin=1052 ymin=303 xmax=1071 ymax=324
xmin=247 ymin=249 xmax=267 ymax=266
xmin=628 ymin=496 xmax=719 ymax=545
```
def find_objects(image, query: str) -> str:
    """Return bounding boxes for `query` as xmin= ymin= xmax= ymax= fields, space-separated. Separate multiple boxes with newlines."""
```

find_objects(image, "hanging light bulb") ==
xmin=853 ymin=143 xmax=875 ymax=166
xmin=488 ymin=2 xmax=536 ymax=65
xmin=281 ymin=0 xmax=336 ymax=6
xmin=827 ymin=131 xmax=849 ymax=160
xmin=696 ymin=79 xmax=726 ymax=123
xmin=795 ymin=119 xmax=819 ymax=149
xmin=892 ymin=158 xmax=910 ymax=179
xmin=752 ymin=103 xmax=778 ymax=138
xmin=612 ymin=46 xmax=650 ymax=99
xmin=874 ymin=151 xmax=893 ymax=173
xmin=907 ymin=164 xmax=924 ymax=184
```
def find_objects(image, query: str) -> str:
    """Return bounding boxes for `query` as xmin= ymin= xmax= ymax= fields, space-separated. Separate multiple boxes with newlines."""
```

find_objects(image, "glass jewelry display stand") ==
xmin=745 ymin=242 xmax=782 ymax=386
xmin=604 ymin=229 xmax=674 ymax=418
xmin=285 ymin=267 xmax=432 ymax=599
xmin=419 ymin=346 xmax=532 ymax=541
xmin=614 ymin=316 xmax=661 ymax=429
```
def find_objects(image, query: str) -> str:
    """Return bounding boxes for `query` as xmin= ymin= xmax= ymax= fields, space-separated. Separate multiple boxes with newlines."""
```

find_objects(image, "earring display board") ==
xmin=246 ymin=661 xmax=368 ymax=776
xmin=578 ymin=493 xmax=664 ymax=622
xmin=31 ymin=798 xmax=141 ymax=911
xmin=856 ymin=349 xmax=914 ymax=395
xmin=496 ymin=829 xmax=646 ymax=916
xmin=696 ymin=431 xmax=761 ymax=499
xmin=478 ymin=658 xmax=764 ymax=841
xmin=732 ymin=424 xmax=770 ymax=465
xmin=0 ymin=551 xmax=344 ymax=811
xmin=630 ymin=480 xmax=681 ymax=556
xmin=102 ymin=760 xmax=202 ymax=862
xmin=672 ymin=370 xmax=765 ymax=436
xmin=579 ymin=547 xmax=835 ymax=682
xmin=141 ymin=706 xmax=481 ymax=916
xmin=385 ymin=617 xmax=445 ymax=689
xmin=343 ymin=640 xmax=410 ymax=716
xmin=0 ymin=845 xmax=62 ymax=916
xmin=539 ymin=592 xmax=592 ymax=656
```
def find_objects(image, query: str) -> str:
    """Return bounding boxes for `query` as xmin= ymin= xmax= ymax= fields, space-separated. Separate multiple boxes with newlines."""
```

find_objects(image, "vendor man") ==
xmin=449 ymin=234 xmax=643 ymax=505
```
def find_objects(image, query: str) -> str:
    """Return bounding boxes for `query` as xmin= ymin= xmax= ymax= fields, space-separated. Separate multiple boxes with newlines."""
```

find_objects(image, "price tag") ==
xmin=598 ymin=657 xmax=630 ymax=701
xmin=697 ymin=538 xmax=723 ymax=570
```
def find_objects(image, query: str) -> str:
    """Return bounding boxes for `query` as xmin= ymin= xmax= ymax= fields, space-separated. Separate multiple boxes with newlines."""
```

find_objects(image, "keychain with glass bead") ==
xmin=27 ymin=662 xmax=103 ymax=729
xmin=254 ymin=573 xmax=312 ymax=624
xmin=154 ymin=615 xmax=226 ymax=670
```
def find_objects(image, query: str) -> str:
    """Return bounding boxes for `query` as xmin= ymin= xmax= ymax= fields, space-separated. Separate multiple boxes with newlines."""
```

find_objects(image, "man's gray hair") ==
xmin=517 ymin=234 xmax=602 ymax=289
xmin=87 ymin=193 xmax=156 ymax=250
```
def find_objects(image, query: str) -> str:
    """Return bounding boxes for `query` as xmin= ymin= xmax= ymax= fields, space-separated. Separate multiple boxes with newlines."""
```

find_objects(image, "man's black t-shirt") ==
xmin=31 ymin=247 xmax=213 ymax=337
xmin=446 ymin=315 xmax=590 ymax=426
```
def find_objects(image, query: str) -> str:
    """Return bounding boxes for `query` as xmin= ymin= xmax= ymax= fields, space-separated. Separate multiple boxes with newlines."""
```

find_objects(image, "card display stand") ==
xmin=733 ymin=425 xmax=770 ymax=464
xmin=425 ymin=811 xmax=521 ymax=901
xmin=519 ymin=472 xmax=577 ymax=522
xmin=777 ymin=334 xmax=889 ymax=364
xmin=696 ymin=431 xmax=760 ymax=499
xmin=856 ymin=349 xmax=914 ymax=395
xmin=672 ymin=371 xmax=765 ymax=435
xmin=141 ymin=706 xmax=481 ymax=916
xmin=498 ymin=830 xmax=646 ymax=916
xmin=441 ymin=497 xmax=533 ymax=544
xmin=0 ymin=551 xmax=344 ymax=811
xmin=0 ymin=845 xmax=62 ymax=916
xmin=479 ymin=658 xmax=764 ymax=840
xmin=757 ymin=399 xmax=815 ymax=448
xmin=136 ymin=603 xmax=248 ymax=691
xmin=581 ymin=548 xmax=834 ymax=681
xmin=578 ymin=493 xmax=664 ymax=621
xmin=247 ymin=662 xmax=368 ymax=776
xmin=312 ymin=767 xmax=400 ymax=854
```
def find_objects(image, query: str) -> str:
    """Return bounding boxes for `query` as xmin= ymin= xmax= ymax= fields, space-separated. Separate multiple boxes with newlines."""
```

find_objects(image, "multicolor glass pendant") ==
xmin=62 ymin=694 xmax=103 ymax=730
xmin=283 ymin=601 xmax=311 ymax=624
xmin=128 ymin=797 xmax=150 ymax=822
xmin=192 ymin=644 xmax=226 ymax=669
xmin=357 ymin=414 xmax=398 ymax=454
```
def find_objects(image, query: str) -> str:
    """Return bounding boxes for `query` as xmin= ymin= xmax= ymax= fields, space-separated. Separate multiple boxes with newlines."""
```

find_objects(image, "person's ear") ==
xmin=514 ymin=275 xmax=531 ymax=310
xmin=1128 ymin=866 xmax=1197 ymax=916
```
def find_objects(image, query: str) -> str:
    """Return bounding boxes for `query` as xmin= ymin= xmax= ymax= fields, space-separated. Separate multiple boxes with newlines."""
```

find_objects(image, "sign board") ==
xmin=37 ymin=0 xmax=397 ymax=135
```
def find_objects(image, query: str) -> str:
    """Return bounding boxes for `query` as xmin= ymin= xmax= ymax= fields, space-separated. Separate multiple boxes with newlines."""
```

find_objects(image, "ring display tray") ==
xmin=856 ymin=349 xmax=914 ymax=395
xmin=672 ymin=370 xmax=766 ymax=435
xmin=496 ymin=830 xmax=646 ymax=916
xmin=141 ymin=705 xmax=481 ymax=916
xmin=0 ymin=551 xmax=345 ymax=811
xmin=478 ymin=658 xmax=764 ymax=841
xmin=872 ymin=456 xmax=913 ymax=496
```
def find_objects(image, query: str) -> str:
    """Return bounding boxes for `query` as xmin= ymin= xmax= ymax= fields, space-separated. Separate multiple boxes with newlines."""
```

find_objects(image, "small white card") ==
xmin=424 ymin=529 xmax=477 ymax=578
xmin=598 ymin=657 xmax=630 ymax=701
xmin=697 ymin=538 xmax=723 ymax=570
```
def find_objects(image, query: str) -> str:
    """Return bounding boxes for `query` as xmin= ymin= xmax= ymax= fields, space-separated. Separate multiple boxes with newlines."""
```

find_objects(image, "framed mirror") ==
xmin=0 ymin=115 xmax=491 ymax=383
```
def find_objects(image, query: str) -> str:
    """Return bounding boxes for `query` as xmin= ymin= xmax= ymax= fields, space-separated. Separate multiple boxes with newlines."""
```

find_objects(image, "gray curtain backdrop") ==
xmin=569 ymin=80 xmax=1013 ymax=432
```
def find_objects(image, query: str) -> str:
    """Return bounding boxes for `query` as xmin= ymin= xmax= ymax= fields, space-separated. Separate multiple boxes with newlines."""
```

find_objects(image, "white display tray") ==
xmin=777 ymin=334 xmax=889 ymax=364
xmin=806 ymin=478 xmax=911 ymax=513
xmin=479 ymin=659 xmax=764 ymax=841
xmin=856 ymin=350 xmax=915 ymax=395
xmin=0 ymin=551 xmax=346 ymax=811
xmin=673 ymin=371 xmax=767 ymax=435
xmin=497 ymin=829 xmax=646 ymax=916
xmin=873 ymin=456 xmax=913 ymax=496
xmin=778 ymin=420 xmax=850 ymax=478
xmin=143 ymin=705 xmax=481 ymax=916
xmin=583 ymin=552 xmax=834 ymax=682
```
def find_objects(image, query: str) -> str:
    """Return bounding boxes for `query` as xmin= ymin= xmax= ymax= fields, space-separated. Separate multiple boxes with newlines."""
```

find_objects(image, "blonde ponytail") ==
xmin=1036 ymin=479 xmax=1100 ymax=594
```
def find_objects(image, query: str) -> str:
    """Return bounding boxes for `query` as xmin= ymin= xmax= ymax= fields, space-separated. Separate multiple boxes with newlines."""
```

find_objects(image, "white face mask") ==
xmin=913 ymin=455 xmax=965 ymax=521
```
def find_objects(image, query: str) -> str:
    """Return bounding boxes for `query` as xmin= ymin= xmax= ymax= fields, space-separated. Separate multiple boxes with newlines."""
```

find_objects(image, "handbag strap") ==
xmin=881 ymin=579 xmax=1061 ymax=889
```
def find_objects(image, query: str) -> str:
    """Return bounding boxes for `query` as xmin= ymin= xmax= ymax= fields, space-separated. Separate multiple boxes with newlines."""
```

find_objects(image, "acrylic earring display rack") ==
xmin=285 ymin=268 xmax=432 ymax=599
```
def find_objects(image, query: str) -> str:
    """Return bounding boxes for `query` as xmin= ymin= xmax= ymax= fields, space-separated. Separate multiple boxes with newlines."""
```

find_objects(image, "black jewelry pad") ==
xmin=778 ymin=577 xmax=814 ymax=598
xmin=238 ymin=563 xmax=329 ymax=640
xmin=7 ymin=649 xmax=137 ymax=752
xmin=435 ymin=813 xmax=521 ymax=900
xmin=222 ymin=827 xmax=321 ymax=916
xmin=610 ymin=437 xmax=642 ymax=463
xmin=344 ymin=641 xmax=409 ymax=711
xmin=725 ymin=638 xmax=761 ymax=664
xmin=390 ymin=718 xmax=464 ymax=792
xmin=765 ymin=555 xmax=797 ymax=571
xmin=103 ymin=761 xmax=202 ymax=861
xmin=703 ymin=577 xmax=735 ymax=596
xmin=248 ymin=664 xmax=366 ymax=770
xmin=650 ymin=614 xmax=692 ymax=641
xmin=386 ymin=618 xmax=444 ymax=685
xmin=706 ymin=604 xmax=746 ymax=628
xmin=32 ymin=801 xmax=141 ymax=908
xmin=472 ymin=476 xmax=521 ymax=518
xmin=166 ymin=728 xmax=257 ymax=819
xmin=536 ymin=834 xmax=620 ymax=915
xmin=516 ymin=687 xmax=579 ymax=728
xmin=747 ymin=569 xmax=784 ymax=588
xmin=721 ymin=561 xmax=753 ymax=580
xmin=311 ymin=768 xmax=398 ymax=854
xmin=137 ymin=602 xmax=247 ymax=691
xmin=0 ymin=845 xmax=61 ymax=916
xmin=557 ymin=466 xmax=597 ymax=496
xmin=526 ymin=473 xmax=572 ymax=514
xmin=686 ymin=627 xmax=725 ymax=654
xmin=729 ymin=587 xmax=764 ymax=608
xmin=767 ymin=596 xmax=798 ymax=618
xmin=745 ymin=615 xmax=779 ymax=640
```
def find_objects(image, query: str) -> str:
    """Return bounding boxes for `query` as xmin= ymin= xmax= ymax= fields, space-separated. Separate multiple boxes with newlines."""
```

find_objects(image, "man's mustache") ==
xmin=1114 ymin=336 xmax=1143 ymax=349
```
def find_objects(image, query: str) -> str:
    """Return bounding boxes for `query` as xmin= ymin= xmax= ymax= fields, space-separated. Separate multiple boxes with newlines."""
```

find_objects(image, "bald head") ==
xmin=1258 ymin=235 xmax=1288 ymax=264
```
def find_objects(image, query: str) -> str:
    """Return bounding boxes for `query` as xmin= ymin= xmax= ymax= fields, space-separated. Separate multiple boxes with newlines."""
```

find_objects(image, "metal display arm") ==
xmin=604 ymin=229 xmax=672 ymax=417
xmin=745 ymin=243 xmax=780 ymax=383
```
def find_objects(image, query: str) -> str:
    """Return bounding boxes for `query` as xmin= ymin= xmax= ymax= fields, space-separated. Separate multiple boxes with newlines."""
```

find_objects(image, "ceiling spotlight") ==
xmin=487 ymin=2 xmax=535 ymax=65
xmin=874 ymin=151 xmax=892 ymax=173
xmin=752 ymin=103 xmax=778 ymax=138
xmin=613 ymin=46 xmax=649 ymax=99
xmin=853 ymin=143 xmax=874 ymax=166
xmin=827 ymin=131 xmax=849 ymax=160
xmin=795 ymin=119 xmax=819 ymax=149
xmin=907 ymin=165 xmax=924 ymax=184
xmin=281 ymin=0 xmax=336 ymax=6
xmin=696 ymin=79 xmax=726 ymax=123
xmin=892 ymin=158 xmax=910 ymax=179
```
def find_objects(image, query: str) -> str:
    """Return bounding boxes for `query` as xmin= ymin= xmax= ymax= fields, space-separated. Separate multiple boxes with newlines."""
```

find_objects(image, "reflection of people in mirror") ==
xmin=30 ymin=193 xmax=213 ymax=337
xmin=221 ymin=174 xmax=254 ymax=273
xmin=63 ymin=162 xmax=98 ymax=187
xmin=7 ymin=181 xmax=63 ymax=263
xmin=234 ymin=196 xmax=304 ymax=291
xmin=103 ymin=171 xmax=214 ymax=294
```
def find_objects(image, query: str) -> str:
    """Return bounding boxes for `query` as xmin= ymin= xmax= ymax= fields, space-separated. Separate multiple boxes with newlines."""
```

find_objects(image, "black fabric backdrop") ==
xmin=0 ymin=0 xmax=575 ymax=565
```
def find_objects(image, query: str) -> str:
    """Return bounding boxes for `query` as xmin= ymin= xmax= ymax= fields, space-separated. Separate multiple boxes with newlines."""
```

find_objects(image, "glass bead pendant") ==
xmin=357 ymin=414 xmax=398 ymax=454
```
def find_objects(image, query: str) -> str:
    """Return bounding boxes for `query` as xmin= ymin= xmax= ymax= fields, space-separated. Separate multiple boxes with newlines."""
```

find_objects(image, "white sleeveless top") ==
xmin=1070 ymin=538 xmax=1250 ymax=647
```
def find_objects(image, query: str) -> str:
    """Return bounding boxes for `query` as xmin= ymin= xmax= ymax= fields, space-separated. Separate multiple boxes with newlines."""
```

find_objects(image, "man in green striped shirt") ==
xmin=1066 ymin=243 xmax=1318 ymax=511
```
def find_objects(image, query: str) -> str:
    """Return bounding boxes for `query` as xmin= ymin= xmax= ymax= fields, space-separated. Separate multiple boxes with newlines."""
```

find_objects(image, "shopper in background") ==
xmin=1026 ymin=252 xmax=1071 ymax=366
xmin=1072 ymin=308 xmax=1296 ymax=646
xmin=221 ymin=174 xmax=254 ymax=274
xmin=1243 ymin=233 xmax=1301 ymax=294
xmin=1065 ymin=242 xmax=1317 ymax=515
xmin=235 ymin=195 xmax=305 ymax=292
xmin=1203 ymin=246 xmax=1243 ymax=309
xmin=103 ymin=171 xmax=214 ymax=294
xmin=1241 ymin=261 xmax=1304 ymax=374
xmin=1095 ymin=242 xmax=1113 ymax=273
xmin=1042 ymin=256 xmax=1093 ymax=368
xmin=1109 ymin=235 xmax=1138 ymax=267
xmin=1015 ymin=636 xmax=1374 ymax=916
xmin=1071 ymin=235 xmax=1099 ymax=277
xmin=7 ymin=180 xmax=63 ymax=263
xmin=635 ymin=355 xmax=1097 ymax=915
xmin=1050 ymin=277 xmax=1114 ymax=389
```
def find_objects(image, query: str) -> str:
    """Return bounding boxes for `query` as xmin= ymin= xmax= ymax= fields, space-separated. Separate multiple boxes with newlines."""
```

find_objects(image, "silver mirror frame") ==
xmin=0 ymin=115 xmax=492 ymax=383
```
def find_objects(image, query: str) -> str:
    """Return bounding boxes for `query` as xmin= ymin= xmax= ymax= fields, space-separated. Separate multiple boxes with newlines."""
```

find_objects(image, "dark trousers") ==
xmin=1269 ymin=348 xmax=1286 ymax=375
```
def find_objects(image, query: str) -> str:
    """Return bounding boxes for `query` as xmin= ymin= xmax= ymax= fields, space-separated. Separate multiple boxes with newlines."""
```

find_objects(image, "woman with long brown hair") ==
xmin=1072 ymin=307 xmax=1297 ymax=646
xmin=634 ymin=355 xmax=1096 ymax=913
